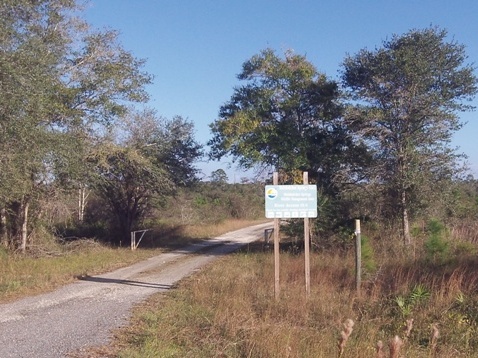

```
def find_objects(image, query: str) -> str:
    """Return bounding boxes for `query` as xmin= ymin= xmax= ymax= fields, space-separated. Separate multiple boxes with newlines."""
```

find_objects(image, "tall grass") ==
xmin=7 ymin=218 xmax=478 ymax=356
xmin=91 ymin=221 xmax=478 ymax=358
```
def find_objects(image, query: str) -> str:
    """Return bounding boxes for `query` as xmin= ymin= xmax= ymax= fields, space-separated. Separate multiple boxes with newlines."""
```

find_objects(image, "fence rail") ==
xmin=130 ymin=229 xmax=150 ymax=250
xmin=264 ymin=228 xmax=274 ymax=246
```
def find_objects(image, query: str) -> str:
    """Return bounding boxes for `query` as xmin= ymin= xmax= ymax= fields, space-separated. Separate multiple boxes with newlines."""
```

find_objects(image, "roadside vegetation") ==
xmin=0 ymin=176 xmax=267 ymax=303
xmin=82 ymin=217 xmax=478 ymax=358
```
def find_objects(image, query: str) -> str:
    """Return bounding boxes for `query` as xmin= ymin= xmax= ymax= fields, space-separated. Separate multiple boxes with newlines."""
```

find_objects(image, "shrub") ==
xmin=424 ymin=219 xmax=450 ymax=263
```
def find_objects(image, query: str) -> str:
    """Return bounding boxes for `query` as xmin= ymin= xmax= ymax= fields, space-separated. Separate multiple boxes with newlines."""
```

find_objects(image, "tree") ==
xmin=0 ymin=0 xmax=77 ymax=249
xmin=210 ymin=169 xmax=229 ymax=183
xmin=90 ymin=142 xmax=172 ymax=244
xmin=0 ymin=0 xmax=153 ymax=250
xmin=90 ymin=110 xmax=202 ymax=243
xmin=121 ymin=111 xmax=203 ymax=186
xmin=209 ymin=49 xmax=365 ymax=193
xmin=341 ymin=27 xmax=478 ymax=245
xmin=157 ymin=116 xmax=204 ymax=186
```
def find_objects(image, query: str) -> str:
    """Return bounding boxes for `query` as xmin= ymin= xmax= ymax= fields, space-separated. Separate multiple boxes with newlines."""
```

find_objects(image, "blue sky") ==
xmin=84 ymin=0 xmax=478 ymax=181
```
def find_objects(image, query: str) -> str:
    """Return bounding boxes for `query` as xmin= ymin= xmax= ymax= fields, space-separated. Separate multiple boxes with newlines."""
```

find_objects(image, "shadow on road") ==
xmin=77 ymin=275 xmax=173 ymax=290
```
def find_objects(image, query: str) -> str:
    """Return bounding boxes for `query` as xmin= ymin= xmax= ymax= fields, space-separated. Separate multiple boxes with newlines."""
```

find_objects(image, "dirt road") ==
xmin=0 ymin=222 xmax=273 ymax=358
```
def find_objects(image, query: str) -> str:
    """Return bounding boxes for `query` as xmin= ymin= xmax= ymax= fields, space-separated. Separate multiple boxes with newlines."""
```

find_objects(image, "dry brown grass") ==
xmin=449 ymin=219 xmax=478 ymax=244
xmin=92 ymin=223 xmax=478 ymax=358
xmin=9 ymin=218 xmax=478 ymax=357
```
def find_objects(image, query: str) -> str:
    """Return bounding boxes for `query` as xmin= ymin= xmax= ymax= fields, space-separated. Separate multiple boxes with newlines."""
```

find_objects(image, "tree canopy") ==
xmin=209 ymin=49 xmax=367 ymax=191
xmin=0 ymin=0 xmax=201 ymax=250
xmin=341 ymin=27 xmax=478 ymax=244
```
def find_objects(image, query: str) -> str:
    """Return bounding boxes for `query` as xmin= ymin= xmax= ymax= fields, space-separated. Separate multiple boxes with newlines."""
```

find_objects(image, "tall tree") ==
xmin=341 ymin=27 xmax=478 ymax=245
xmin=0 ymin=0 xmax=153 ymax=250
xmin=0 ymin=0 xmax=76 ymax=248
xmin=89 ymin=142 xmax=172 ymax=244
xmin=209 ymin=49 xmax=365 ymax=192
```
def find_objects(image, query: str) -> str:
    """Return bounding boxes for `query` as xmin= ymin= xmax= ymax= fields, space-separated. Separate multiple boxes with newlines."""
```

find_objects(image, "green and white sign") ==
xmin=265 ymin=185 xmax=317 ymax=218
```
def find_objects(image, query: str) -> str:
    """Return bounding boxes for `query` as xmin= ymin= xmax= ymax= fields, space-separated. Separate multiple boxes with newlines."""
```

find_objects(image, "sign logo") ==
xmin=266 ymin=188 xmax=278 ymax=199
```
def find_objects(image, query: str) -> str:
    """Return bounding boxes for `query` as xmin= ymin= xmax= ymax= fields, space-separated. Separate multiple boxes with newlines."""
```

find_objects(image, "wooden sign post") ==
xmin=273 ymin=172 xmax=280 ymax=299
xmin=355 ymin=219 xmax=362 ymax=295
xmin=303 ymin=172 xmax=311 ymax=296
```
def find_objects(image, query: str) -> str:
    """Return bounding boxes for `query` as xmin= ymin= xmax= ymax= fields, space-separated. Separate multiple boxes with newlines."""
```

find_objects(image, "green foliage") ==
xmin=0 ymin=0 xmax=154 ymax=250
xmin=209 ymin=49 xmax=368 ymax=197
xmin=156 ymin=182 xmax=264 ymax=225
xmin=427 ymin=219 xmax=445 ymax=236
xmin=55 ymin=218 xmax=109 ymax=242
xmin=424 ymin=219 xmax=450 ymax=263
xmin=2 ymin=7 xmax=477 ymax=254
xmin=341 ymin=26 xmax=478 ymax=243
xmin=445 ymin=177 xmax=478 ymax=219
xmin=193 ymin=195 xmax=208 ymax=207
xmin=90 ymin=142 xmax=171 ymax=243
xmin=447 ymin=293 xmax=478 ymax=349
xmin=410 ymin=223 xmax=424 ymax=238
xmin=209 ymin=169 xmax=229 ymax=183
xmin=425 ymin=235 xmax=450 ymax=263
xmin=394 ymin=284 xmax=431 ymax=317
xmin=454 ymin=241 xmax=478 ymax=257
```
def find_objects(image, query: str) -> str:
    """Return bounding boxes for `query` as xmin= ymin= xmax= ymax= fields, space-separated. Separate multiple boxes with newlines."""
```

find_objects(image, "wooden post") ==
xmin=355 ymin=219 xmax=362 ymax=295
xmin=273 ymin=172 xmax=280 ymax=299
xmin=131 ymin=231 xmax=135 ymax=251
xmin=304 ymin=172 xmax=311 ymax=296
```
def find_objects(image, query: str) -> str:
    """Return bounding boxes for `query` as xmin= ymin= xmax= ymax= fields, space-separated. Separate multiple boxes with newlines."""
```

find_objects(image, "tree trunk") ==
xmin=125 ymin=198 xmax=139 ymax=244
xmin=401 ymin=190 xmax=411 ymax=245
xmin=78 ymin=185 xmax=89 ymax=222
xmin=20 ymin=199 xmax=29 ymax=253
xmin=0 ymin=207 xmax=7 ymax=247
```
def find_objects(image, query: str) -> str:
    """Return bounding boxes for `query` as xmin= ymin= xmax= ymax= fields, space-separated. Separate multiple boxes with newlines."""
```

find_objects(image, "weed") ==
xmin=395 ymin=284 xmax=430 ymax=318
xmin=389 ymin=335 xmax=403 ymax=358
xmin=337 ymin=318 xmax=354 ymax=357
xmin=91 ymin=241 xmax=478 ymax=357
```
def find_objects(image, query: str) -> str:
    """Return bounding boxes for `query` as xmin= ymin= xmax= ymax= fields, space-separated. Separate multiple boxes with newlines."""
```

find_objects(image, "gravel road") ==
xmin=0 ymin=222 xmax=273 ymax=358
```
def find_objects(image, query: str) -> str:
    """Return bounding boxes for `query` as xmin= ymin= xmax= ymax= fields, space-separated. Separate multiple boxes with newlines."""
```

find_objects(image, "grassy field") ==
xmin=5 ymin=219 xmax=478 ymax=357
xmin=78 ymin=222 xmax=478 ymax=358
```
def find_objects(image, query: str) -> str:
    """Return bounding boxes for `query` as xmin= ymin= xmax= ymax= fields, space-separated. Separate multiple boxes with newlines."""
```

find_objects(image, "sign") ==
xmin=265 ymin=185 xmax=317 ymax=218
